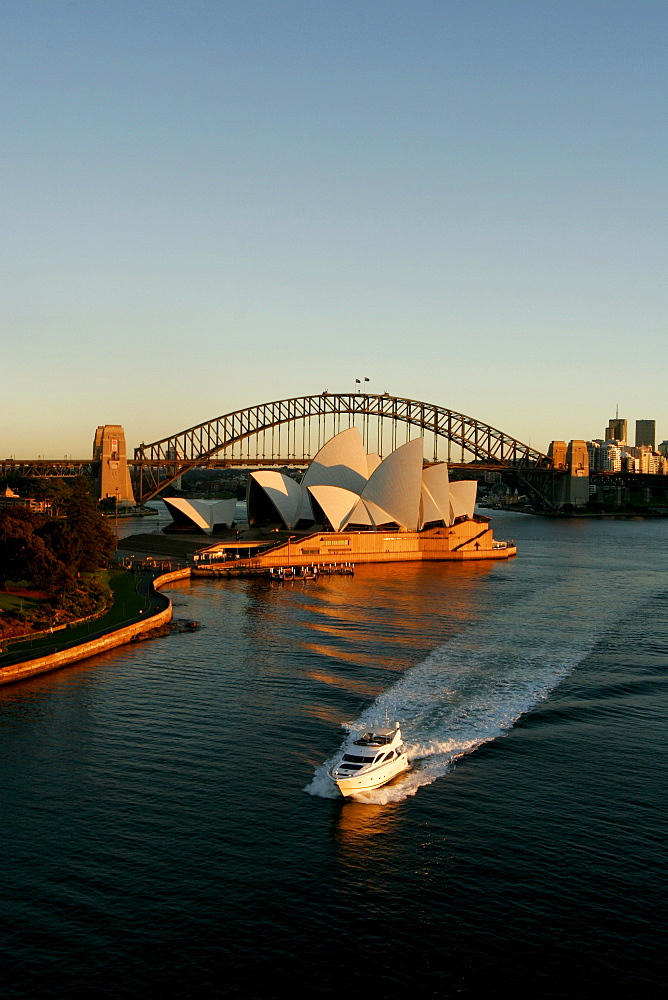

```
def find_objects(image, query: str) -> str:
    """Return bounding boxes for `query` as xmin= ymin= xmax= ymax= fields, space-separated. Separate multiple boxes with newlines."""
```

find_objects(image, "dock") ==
xmin=193 ymin=562 xmax=355 ymax=580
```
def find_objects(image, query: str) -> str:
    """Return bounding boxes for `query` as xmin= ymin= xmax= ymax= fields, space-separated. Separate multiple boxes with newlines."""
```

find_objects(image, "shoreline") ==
xmin=0 ymin=568 xmax=190 ymax=687
xmin=479 ymin=505 xmax=668 ymax=518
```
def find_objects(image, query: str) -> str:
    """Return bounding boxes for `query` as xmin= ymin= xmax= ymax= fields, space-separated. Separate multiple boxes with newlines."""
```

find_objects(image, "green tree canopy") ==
xmin=0 ymin=478 xmax=115 ymax=594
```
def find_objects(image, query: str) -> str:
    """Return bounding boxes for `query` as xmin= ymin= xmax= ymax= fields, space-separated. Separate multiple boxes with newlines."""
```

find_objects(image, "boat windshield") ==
xmin=353 ymin=732 xmax=393 ymax=746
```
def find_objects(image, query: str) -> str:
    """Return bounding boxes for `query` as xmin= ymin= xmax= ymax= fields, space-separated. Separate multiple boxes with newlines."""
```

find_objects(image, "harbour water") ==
xmin=1 ymin=511 xmax=666 ymax=997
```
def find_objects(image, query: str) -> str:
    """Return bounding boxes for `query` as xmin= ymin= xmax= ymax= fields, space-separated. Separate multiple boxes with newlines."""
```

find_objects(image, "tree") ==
xmin=57 ymin=478 xmax=116 ymax=570
xmin=0 ymin=508 xmax=51 ymax=590
xmin=0 ymin=478 xmax=114 ymax=594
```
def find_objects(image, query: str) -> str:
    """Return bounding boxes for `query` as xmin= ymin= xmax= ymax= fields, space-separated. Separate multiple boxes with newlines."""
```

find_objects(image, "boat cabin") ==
xmin=353 ymin=727 xmax=398 ymax=747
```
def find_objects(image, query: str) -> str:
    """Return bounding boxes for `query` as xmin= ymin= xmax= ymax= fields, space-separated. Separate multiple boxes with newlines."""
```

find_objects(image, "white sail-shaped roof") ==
xmin=163 ymin=498 xmax=237 ymax=534
xmin=449 ymin=480 xmax=478 ymax=521
xmin=420 ymin=463 xmax=451 ymax=527
xmin=249 ymin=471 xmax=304 ymax=529
xmin=163 ymin=498 xmax=209 ymax=532
xmin=358 ymin=437 xmax=424 ymax=531
xmin=420 ymin=483 xmax=443 ymax=527
xmin=247 ymin=431 xmax=477 ymax=535
xmin=343 ymin=498 xmax=375 ymax=527
xmin=302 ymin=427 xmax=369 ymax=495
xmin=306 ymin=485 xmax=359 ymax=532
xmin=343 ymin=497 xmax=401 ymax=528
xmin=355 ymin=498 xmax=397 ymax=528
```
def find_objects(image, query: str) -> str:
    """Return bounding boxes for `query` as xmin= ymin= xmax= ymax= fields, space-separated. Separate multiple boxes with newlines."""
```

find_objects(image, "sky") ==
xmin=2 ymin=0 xmax=666 ymax=457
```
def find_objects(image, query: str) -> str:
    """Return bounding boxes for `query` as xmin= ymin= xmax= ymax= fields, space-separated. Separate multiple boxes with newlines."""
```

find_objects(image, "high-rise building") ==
xmin=606 ymin=417 xmax=627 ymax=444
xmin=587 ymin=440 xmax=602 ymax=472
xmin=600 ymin=441 xmax=622 ymax=472
xmin=635 ymin=419 xmax=656 ymax=449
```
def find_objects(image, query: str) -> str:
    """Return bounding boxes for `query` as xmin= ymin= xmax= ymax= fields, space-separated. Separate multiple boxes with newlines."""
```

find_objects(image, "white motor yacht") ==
xmin=329 ymin=722 xmax=409 ymax=798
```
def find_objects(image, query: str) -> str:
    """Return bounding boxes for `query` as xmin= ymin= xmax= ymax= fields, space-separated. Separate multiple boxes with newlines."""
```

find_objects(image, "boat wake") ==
xmin=305 ymin=641 xmax=591 ymax=803
xmin=305 ymin=573 xmax=611 ymax=804
xmin=305 ymin=519 xmax=668 ymax=805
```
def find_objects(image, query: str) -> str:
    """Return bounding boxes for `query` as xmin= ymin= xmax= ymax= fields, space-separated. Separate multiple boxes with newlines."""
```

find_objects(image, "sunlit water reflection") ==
xmin=1 ymin=512 xmax=666 ymax=997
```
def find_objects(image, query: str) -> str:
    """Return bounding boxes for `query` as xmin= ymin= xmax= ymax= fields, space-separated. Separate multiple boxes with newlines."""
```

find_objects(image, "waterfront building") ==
xmin=587 ymin=440 xmax=602 ymax=472
xmin=591 ymin=440 xmax=667 ymax=476
xmin=592 ymin=440 xmax=622 ymax=472
xmin=0 ymin=487 xmax=51 ymax=514
xmin=603 ymin=441 xmax=622 ymax=472
xmin=195 ymin=429 xmax=515 ymax=568
xmin=620 ymin=451 xmax=640 ymax=474
xmin=162 ymin=497 xmax=237 ymax=534
xmin=587 ymin=440 xmax=624 ymax=473
xmin=246 ymin=428 xmax=475 ymax=532
xmin=620 ymin=446 xmax=665 ymax=475
xmin=638 ymin=448 xmax=661 ymax=475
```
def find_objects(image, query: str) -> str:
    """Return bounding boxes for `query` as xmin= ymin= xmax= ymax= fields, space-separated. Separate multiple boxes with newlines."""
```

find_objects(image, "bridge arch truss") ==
xmin=133 ymin=393 xmax=549 ymax=502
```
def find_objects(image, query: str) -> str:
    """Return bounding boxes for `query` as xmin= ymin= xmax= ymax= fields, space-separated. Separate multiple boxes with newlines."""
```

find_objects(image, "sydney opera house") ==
xmin=194 ymin=428 xmax=515 ymax=568
xmin=247 ymin=427 xmax=474 ymax=532
xmin=162 ymin=497 xmax=237 ymax=535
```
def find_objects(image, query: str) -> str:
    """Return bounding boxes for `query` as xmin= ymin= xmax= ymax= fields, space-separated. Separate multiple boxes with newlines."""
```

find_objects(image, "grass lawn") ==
xmin=0 ymin=590 xmax=49 ymax=615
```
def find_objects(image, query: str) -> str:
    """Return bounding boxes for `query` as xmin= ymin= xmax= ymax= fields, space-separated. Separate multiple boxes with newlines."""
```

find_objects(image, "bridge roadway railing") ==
xmin=0 ymin=459 xmax=97 ymax=478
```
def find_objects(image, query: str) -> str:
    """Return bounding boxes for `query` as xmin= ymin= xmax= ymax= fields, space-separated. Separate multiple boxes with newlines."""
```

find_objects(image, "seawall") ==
xmin=0 ymin=568 xmax=191 ymax=687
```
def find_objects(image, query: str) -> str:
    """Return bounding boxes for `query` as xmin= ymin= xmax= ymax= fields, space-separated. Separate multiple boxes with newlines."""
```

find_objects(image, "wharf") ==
xmin=193 ymin=562 xmax=354 ymax=580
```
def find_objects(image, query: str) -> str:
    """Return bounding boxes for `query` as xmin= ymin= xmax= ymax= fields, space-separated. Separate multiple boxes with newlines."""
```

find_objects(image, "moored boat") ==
xmin=329 ymin=722 xmax=409 ymax=798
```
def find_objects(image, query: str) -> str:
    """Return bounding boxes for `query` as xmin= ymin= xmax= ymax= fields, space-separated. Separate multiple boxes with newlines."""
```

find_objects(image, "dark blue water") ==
xmin=1 ymin=512 xmax=666 ymax=998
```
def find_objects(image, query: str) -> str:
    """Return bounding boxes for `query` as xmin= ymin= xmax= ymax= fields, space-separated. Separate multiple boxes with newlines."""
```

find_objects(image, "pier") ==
xmin=192 ymin=561 xmax=355 ymax=580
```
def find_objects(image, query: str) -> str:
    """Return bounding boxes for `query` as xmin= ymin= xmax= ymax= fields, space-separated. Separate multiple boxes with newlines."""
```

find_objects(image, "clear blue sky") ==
xmin=2 ymin=0 xmax=666 ymax=456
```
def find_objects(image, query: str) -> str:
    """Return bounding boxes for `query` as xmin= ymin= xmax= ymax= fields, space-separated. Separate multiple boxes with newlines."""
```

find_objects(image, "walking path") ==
xmin=0 ymin=568 xmax=190 ymax=684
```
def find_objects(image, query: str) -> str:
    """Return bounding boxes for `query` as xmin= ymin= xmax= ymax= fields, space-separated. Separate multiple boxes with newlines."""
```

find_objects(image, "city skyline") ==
xmin=3 ymin=1 xmax=666 ymax=457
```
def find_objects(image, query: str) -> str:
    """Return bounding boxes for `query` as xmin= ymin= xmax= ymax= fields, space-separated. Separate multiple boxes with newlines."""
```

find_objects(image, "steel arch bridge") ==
xmin=133 ymin=393 xmax=550 ymax=503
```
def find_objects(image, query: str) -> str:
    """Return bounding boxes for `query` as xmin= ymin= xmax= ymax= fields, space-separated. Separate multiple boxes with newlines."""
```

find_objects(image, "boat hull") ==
xmin=331 ymin=754 xmax=410 ymax=798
